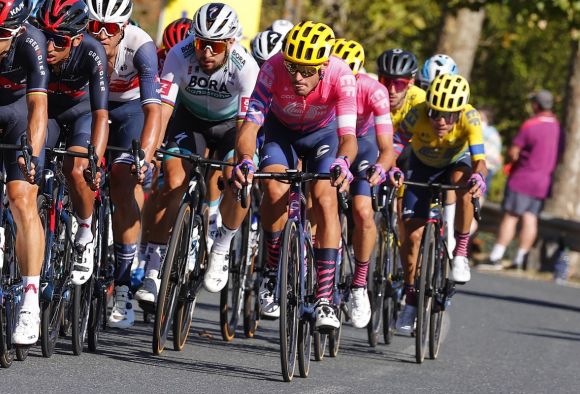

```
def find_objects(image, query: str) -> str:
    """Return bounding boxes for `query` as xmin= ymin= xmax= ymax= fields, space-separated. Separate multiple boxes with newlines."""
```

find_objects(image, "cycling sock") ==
xmin=145 ymin=242 xmax=167 ymax=277
xmin=404 ymin=284 xmax=417 ymax=307
xmin=265 ymin=230 xmax=282 ymax=271
xmin=207 ymin=198 xmax=222 ymax=237
xmin=22 ymin=276 xmax=40 ymax=312
xmin=315 ymin=248 xmax=337 ymax=300
xmin=444 ymin=203 xmax=456 ymax=252
xmin=489 ymin=243 xmax=506 ymax=262
xmin=453 ymin=231 xmax=470 ymax=257
xmin=352 ymin=259 xmax=369 ymax=288
xmin=114 ymin=243 xmax=137 ymax=287
xmin=513 ymin=248 xmax=528 ymax=267
xmin=137 ymin=242 xmax=148 ymax=270
xmin=212 ymin=224 xmax=237 ymax=254
xmin=75 ymin=215 xmax=93 ymax=247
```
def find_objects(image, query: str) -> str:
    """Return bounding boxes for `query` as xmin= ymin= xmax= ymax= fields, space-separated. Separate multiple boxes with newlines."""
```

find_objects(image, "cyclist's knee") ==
xmin=263 ymin=179 xmax=288 ymax=204
xmin=353 ymin=200 xmax=374 ymax=229
xmin=7 ymin=182 xmax=37 ymax=221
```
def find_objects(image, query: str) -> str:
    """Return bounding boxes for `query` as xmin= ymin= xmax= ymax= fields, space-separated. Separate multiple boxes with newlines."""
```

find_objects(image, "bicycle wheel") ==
xmin=243 ymin=224 xmax=262 ymax=338
xmin=329 ymin=212 xmax=349 ymax=357
xmin=0 ymin=304 xmax=13 ymax=368
xmin=415 ymin=222 xmax=435 ymax=364
xmin=383 ymin=221 xmax=399 ymax=345
xmin=219 ymin=214 xmax=249 ymax=342
xmin=313 ymin=332 xmax=327 ymax=361
xmin=298 ymin=223 xmax=314 ymax=378
xmin=367 ymin=216 xmax=385 ymax=348
xmin=153 ymin=203 xmax=190 ymax=355
xmin=429 ymin=234 xmax=449 ymax=359
xmin=71 ymin=279 xmax=93 ymax=355
xmin=279 ymin=220 xmax=300 ymax=382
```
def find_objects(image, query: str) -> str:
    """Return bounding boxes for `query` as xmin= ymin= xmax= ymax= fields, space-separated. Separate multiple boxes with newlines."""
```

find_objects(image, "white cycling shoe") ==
xmin=203 ymin=250 xmax=229 ymax=293
xmin=259 ymin=275 xmax=280 ymax=319
xmin=71 ymin=241 xmax=94 ymax=286
xmin=396 ymin=304 xmax=417 ymax=336
xmin=451 ymin=256 xmax=471 ymax=284
xmin=108 ymin=285 xmax=135 ymax=328
xmin=134 ymin=277 xmax=160 ymax=303
xmin=13 ymin=309 xmax=40 ymax=345
xmin=350 ymin=287 xmax=371 ymax=328
xmin=315 ymin=298 xmax=340 ymax=331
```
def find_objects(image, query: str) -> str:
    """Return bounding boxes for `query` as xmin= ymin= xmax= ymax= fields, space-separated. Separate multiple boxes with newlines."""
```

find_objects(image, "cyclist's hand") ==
xmin=388 ymin=166 xmax=404 ymax=187
xmin=468 ymin=172 xmax=486 ymax=198
xmin=330 ymin=157 xmax=353 ymax=193
xmin=83 ymin=168 xmax=101 ymax=191
xmin=367 ymin=163 xmax=387 ymax=186
xmin=131 ymin=160 xmax=151 ymax=185
xmin=17 ymin=156 xmax=37 ymax=184
xmin=231 ymin=158 xmax=256 ymax=191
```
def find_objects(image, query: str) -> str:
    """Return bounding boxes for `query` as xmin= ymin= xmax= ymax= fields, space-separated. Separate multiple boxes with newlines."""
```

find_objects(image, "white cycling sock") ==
xmin=489 ymin=244 xmax=506 ymax=262
xmin=22 ymin=276 xmax=40 ymax=312
xmin=75 ymin=215 xmax=93 ymax=246
xmin=212 ymin=225 xmax=238 ymax=254
xmin=145 ymin=243 xmax=167 ymax=276
xmin=513 ymin=248 xmax=528 ymax=267
xmin=444 ymin=203 xmax=456 ymax=253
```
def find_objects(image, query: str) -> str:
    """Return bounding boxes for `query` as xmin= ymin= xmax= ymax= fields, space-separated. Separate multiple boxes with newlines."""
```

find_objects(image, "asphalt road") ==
xmin=2 ymin=271 xmax=579 ymax=393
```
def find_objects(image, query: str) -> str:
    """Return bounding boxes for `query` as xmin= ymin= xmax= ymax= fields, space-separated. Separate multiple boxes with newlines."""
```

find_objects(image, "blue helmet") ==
xmin=419 ymin=54 xmax=458 ymax=90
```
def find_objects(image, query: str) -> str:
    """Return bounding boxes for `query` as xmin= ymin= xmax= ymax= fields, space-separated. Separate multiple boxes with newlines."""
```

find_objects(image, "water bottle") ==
xmin=187 ymin=226 xmax=200 ymax=272
xmin=0 ymin=226 xmax=5 ymax=271
xmin=553 ymin=244 xmax=570 ymax=285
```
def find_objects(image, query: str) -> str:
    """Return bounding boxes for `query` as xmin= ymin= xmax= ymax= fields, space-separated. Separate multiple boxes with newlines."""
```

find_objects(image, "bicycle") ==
xmin=152 ymin=149 xmax=233 ymax=355
xmin=0 ymin=137 xmax=35 ymax=368
xmin=404 ymin=179 xmax=481 ymax=363
xmin=247 ymin=168 xmax=342 ymax=382
xmin=220 ymin=181 xmax=263 ymax=341
xmin=367 ymin=177 xmax=404 ymax=347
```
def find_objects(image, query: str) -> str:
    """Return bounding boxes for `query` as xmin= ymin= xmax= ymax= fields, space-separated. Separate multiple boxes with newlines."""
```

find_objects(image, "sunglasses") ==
xmin=284 ymin=61 xmax=321 ymax=78
xmin=87 ymin=20 xmax=123 ymax=37
xmin=379 ymin=76 xmax=412 ymax=92
xmin=0 ymin=26 xmax=20 ymax=40
xmin=43 ymin=30 xmax=78 ymax=49
xmin=427 ymin=108 xmax=461 ymax=123
xmin=194 ymin=38 xmax=228 ymax=55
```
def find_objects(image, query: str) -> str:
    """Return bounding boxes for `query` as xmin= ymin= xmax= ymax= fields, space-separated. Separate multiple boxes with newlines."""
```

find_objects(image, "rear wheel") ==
xmin=429 ymin=236 xmax=449 ymax=359
xmin=0 ymin=301 xmax=14 ymax=368
xmin=329 ymin=213 xmax=349 ymax=357
xmin=279 ymin=220 xmax=299 ymax=382
xmin=298 ymin=224 xmax=314 ymax=377
xmin=368 ymin=216 xmax=385 ymax=348
xmin=415 ymin=223 xmax=435 ymax=364
xmin=153 ymin=203 xmax=190 ymax=355
xmin=383 ymin=223 xmax=399 ymax=345
xmin=71 ymin=280 xmax=93 ymax=355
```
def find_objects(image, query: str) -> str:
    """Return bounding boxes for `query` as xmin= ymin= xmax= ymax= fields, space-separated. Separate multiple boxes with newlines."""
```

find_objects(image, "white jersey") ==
xmin=160 ymin=35 xmax=259 ymax=122
xmin=109 ymin=25 xmax=161 ymax=105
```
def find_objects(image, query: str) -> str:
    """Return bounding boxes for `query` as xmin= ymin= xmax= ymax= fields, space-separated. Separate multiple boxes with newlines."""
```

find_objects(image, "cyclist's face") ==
xmin=46 ymin=36 xmax=82 ymax=65
xmin=90 ymin=22 xmax=125 ymax=58
xmin=288 ymin=63 xmax=325 ymax=97
xmin=195 ymin=38 xmax=232 ymax=73
xmin=429 ymin=115 xmax=455 ymax=137
xmin=380 ymin=76 xmax=413 ymax=111
xmin=0 ymin=38 xmax=13 ymax=61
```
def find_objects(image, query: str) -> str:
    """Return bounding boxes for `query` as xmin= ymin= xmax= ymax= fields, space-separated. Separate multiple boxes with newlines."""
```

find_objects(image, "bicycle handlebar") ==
xmin=156 ymin=148 xmax=235 ymax=169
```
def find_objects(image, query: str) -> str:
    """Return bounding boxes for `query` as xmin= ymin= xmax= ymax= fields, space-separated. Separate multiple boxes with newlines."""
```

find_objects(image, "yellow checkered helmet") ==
xmin=426 ymin=74 xmax=470 ymax=111
xmin=332 ymin=39 xmax=365 ymax=74
xmin=283 ymin=21 xmax=335 ymax=65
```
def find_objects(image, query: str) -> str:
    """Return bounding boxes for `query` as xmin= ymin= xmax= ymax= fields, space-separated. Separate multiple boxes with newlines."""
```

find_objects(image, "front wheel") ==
xmin=71 ymin=279 xmax=93 ymax=355
xmin=429 ymin=238 xmax=449 ymax=359
xmin=415 ymin=223 xmax=435 ymax=364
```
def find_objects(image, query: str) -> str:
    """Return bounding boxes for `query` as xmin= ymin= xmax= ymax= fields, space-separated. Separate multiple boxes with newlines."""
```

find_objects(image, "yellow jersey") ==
xmin=398 ymin=102 xmax=486 ymax=168
xmin=391 ymin=85 xmax=426 ymax=131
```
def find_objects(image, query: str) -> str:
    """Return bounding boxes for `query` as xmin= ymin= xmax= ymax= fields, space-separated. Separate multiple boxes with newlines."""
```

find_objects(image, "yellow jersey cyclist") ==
xmin=394 ymin=74 xmax=487 ymax=335
xmin=231 ymin=21 xmax=358 ymax=329
xmin=332 ymin=39 xmax=395 ymax=328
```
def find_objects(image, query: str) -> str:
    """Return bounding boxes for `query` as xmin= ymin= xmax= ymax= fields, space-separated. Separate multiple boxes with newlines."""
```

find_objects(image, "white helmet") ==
xmin=269 ymin=19 xmax=293 ymax=36
xmin=234 ymin=24 xmax=243 ymax=42
xmin=87 ymin=0 xmax=133 ymax=23
xmin=251 ymin=30 xmax=283 ymax=65
xmin=192 ymin=3 xmax=239 ymax=40
xmin=419 ymin=54 xmax=458 ymax=90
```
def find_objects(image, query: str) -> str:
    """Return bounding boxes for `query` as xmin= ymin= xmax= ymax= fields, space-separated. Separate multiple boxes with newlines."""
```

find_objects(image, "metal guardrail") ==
xmin=479 ymin=202 xmax=580 ymax=252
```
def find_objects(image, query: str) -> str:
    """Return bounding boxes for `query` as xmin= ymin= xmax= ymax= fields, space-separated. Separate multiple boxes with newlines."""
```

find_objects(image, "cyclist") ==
xmin=232 ymin=21 xmax=358 ymax=329
xmin=0 ymin=0 xmax=48 ymax=345
xmin=157 ymin=17 xmax=192 ymax=72
xmin=251 ymin=29 xmax=284 ymax=67
xmin=332 ymin=39 xmax=395 ymax=328
xmin=36 ymin=0 xmax=109 ymax=287
xmin=87 ymin=0 xmax=162 ymax=328
xmin=137 ymin=2 xmax=259 ymax=302
xmin=418 ymin=53 xmax=458 ymax=91
xmin=394 ymin=74 xmax=487 ymax=335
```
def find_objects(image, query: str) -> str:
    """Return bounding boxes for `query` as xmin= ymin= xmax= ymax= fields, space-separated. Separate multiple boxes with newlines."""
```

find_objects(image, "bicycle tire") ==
xmin=279 ymin=220 xmax=299 ymax=382
xmin=153 ymin=203 xmax=190 ymax=355
xmin=329 ymin=213 xmax=349 ymax=357
xmin=383 ymin=223 xmax=399 ymax=345
xmin=243 ymin=221 xmax=263 ymax=338
xmin=367 ymin=216 xmax=385 ymax=348
xmin=313 ymin=332 xmax=327 ymax=361
xmin=0 ymin=306 xmax=13 ymax=368
xmin=15 ymin=345 xmax=28 ymax=361
xmin=298 ymin=222 xmax=314 ymax=377
xmin=71 ymin=279 xmax=93 ymax=355
xmin=415 ymin=222 xmax=435 ymax=364
xmin=87 ymin=287 xmax=103 ymax=352
xmin=219 ymin=214 xmax=249 ymax=342
xmin=429 ymin=233 xmax=449 ymax=359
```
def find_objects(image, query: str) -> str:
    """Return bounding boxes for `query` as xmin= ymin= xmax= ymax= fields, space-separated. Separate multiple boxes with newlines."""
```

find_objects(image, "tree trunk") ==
xmin=544 ymin=39 xmax=580 ymax=279
xmin=283 ymin=0 xmax=303 ymax=23
xmin=436 ymin=7 xmax=486 ymax=80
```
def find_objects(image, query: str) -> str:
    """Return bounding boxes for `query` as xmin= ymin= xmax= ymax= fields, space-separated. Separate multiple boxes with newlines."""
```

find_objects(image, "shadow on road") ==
xmin=506 ymin=327 xmax=580 ymax=342
xmin=457 ymin=289 xmax=580 ymax=314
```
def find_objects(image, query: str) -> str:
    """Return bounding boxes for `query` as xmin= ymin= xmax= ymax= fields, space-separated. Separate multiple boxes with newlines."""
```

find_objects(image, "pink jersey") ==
xmin=355 ymin=73 xmax=393 ymax=138
xmin=245 ymin=53 xmax=357 ymax=136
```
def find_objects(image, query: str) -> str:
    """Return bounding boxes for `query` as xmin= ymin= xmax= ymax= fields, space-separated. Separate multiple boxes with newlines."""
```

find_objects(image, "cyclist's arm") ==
xmin=376 ymin=132 xmax=395 ymax=170
xmin=465 ymin=107 xmax=488 ymax=178
xmin=335 ymin=73 xmax=358 ymax=164
xmin=90 ymin=109 xmax=109 ymax=161
xmin=236 ymin=120 xmax=261 ymax=161
xmin=134 ymin=42 xmax=162 ymax=162
xmin=371 ymin=82 xmax=394 ymax=169
xmin=86 ymin=39 xmax=110 ymax=160
xmin=26 ymin=93 xmax=48 ymax=157
xmin=158 ymin=48 xmax=182 ymax=148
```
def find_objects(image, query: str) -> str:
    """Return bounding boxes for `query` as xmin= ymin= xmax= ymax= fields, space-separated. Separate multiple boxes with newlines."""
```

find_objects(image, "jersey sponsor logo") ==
xmin=340 ymin=75 xmax=356 ymax=97
xmin=181 ymin=42 xmax=194 ymax=57
xmin=465 ymin=109 xmax=481 ymax=126
xmin=231 ymin=50 xmax=246 ymax=70
xmin=185 ymin=75 xmax=232 ymax=99
xmin=357 ymin=160 xmax=370 ymax=173
xmin=10 ymin=2 xmax=25 ymax=16
xmin=315 ymin=145 xmax=330 ymax=159
xmin=174 ymin=132 xmax=189 ymax=145
xmin=282 ymin=102 xmax=328 ymax=119
xmin=25 ymin=37 xmax=47 ymax=76
xmin=160 ymin=79 xmax=172 ymax=96
xmin=240 ymin=97 xmax=249 ymax=113
xmin=88 ymin=50 xmax=106 ymax=91
xmin=370 ymin=89 xmax=389 ymax=109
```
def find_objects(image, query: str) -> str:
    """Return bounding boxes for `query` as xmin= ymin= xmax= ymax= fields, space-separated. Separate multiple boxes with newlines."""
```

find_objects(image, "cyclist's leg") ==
xmin=350 ymin=133 xmax=377 ymax=328
xmin=299 ymin=123 xmax=341 ymax=329
xmin=61 ymin=112 xmax=96 ymax=286
xmin=2 ymin=98 xmax=45 ymax=344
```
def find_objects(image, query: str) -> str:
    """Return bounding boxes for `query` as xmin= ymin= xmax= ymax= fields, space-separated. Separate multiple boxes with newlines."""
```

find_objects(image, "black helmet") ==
xmin=37 ymin=0 xmax=88 ymax=36
xmin=377 ymin=49 xmax=418 ymax=78
xmin=0 ymin=0 xmax=31 ymax=29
